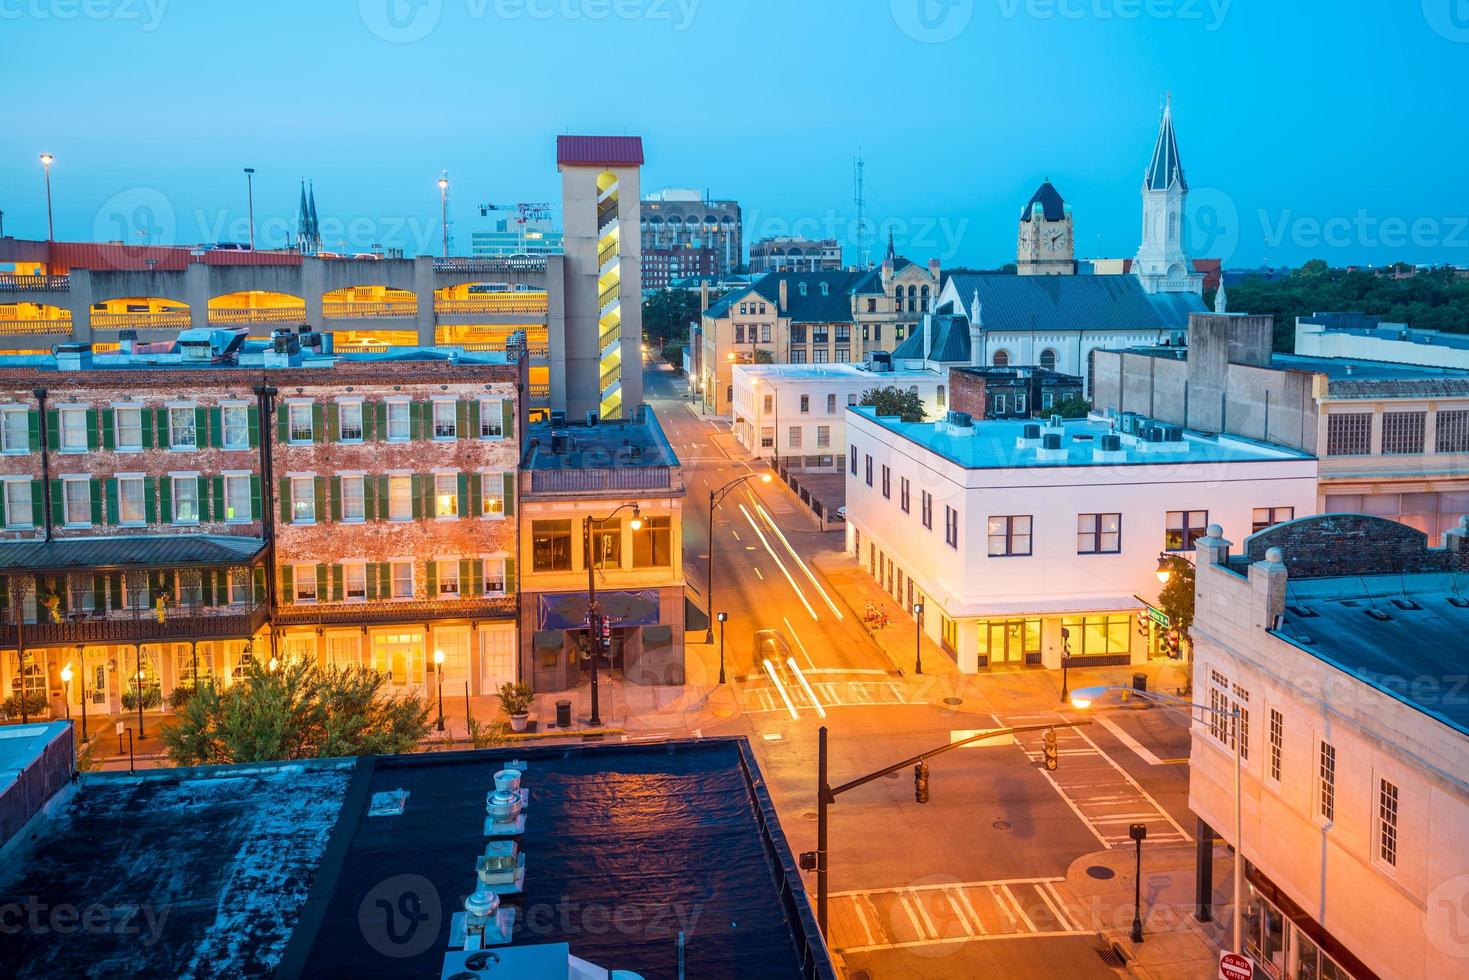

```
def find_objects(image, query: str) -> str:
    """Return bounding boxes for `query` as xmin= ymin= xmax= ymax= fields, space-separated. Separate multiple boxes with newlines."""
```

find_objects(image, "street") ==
xmin=642 ymin=357 xmax=1226 ymax=979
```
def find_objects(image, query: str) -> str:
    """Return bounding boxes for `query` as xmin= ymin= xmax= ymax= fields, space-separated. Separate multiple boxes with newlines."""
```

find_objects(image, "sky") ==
xmin=2 ymin=0 xmax=1467 ymax=270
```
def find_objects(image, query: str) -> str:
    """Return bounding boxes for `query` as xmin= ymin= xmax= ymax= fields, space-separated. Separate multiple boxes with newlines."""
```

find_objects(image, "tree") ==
xmin=859 ymin=385 xmax=927 ymax=423
xmin=1047 ymin=395 xmax=1091 ymax=419
xmin=641 ymin=289 xmax=712 ymax=346
xmin=1155 ymin=556 xmax=1197 ymax=693
xmin=161 ymin=658 xmax=430 ymax=765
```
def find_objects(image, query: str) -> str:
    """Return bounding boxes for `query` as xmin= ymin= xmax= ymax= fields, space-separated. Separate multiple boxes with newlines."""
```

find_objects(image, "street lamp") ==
xmin=243 ymin=168 xmax=256 ymax=249
xmin=705 ymin=472 xmax=773 ymax=643
xmin=1156 ymin=551 xmax=1195 ymax=584
xmin=39 ymin=153 xmax=54 ymax=241
xmin=716 ymin=611 xmax=728 ymax=684
xmin=1129 ymin=822 xmax=1148 ymax=943
xmin=1070 ymin=685 xmax=1244 ymax=955
xmin=59 ymin=663 xmax=72 ymax=721
xmin=584 ymin=502 xmax=642 ymax=727
xmin=438 ymin=172 xmax=450 ymax=258
xmin=911 ymin=601 xmax=923 ymax=674
xmin=1059 ymin=626 xmax=1072 ymax=704
xmin=433 ymin=649 xmax=446 ymax=732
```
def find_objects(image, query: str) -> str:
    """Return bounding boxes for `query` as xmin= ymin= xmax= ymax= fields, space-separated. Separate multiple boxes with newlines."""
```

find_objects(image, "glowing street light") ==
xmin=59 ymin=663 xmax=73 ymax=721
xmin=39 ymin=153 xmax=55 ymax=241
xmin=438 ymin=172 xmax=450 ymax=258
xmin=434 ymin=649 xmax=446 ymax=732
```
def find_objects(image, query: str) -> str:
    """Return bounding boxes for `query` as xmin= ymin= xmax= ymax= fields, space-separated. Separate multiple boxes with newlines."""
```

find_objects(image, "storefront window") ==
xmin=532 ymin=519 xmax=572 ymax=572
xmin=977 ymin=618 xmax=1040 ymax=665
xmin=1061 ymin=614 xmax=1131 ymax=656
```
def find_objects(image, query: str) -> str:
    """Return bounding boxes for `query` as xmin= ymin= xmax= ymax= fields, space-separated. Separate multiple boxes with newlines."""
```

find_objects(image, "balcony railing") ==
xmin=322 ymin=301 xmax=417 ymax=318
xmin=598 ymin=284 xmax=619 ymax=310
xmin=274 ymin=595 xmax=515 ymax=627
xmin=528 ymin=383 xmax=551 ymax=398
xmin=0 ymin=317 xmax=74 ymax=336
xmin=526 ymin=466 xmax=676 ymax=495
xmin=91 ymin=312 xmax=192 ymax=329
xmin=600 ymin=367 xmax=620 ymax=392
xmin=433 ymin=256 xmax=547 ymax=274
xmin=0 ymin=603 xmax=269 ymax=646
xmin=208 ymin=307 xmax=307 ymax=324
xmin=434 ymin=298 xmax=548 ymax=315
xmin=0 ymin=274 xmax=70 ymax=292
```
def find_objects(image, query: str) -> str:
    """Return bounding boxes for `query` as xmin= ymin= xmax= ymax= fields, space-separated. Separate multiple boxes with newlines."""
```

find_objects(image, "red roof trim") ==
xmin=556 ymin=135 xmax=644 ymax=167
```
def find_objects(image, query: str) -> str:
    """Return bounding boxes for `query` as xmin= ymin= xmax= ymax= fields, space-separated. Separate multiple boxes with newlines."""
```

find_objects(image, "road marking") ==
xmin=1073 ymin=725 xmax=1192 ymax=840
xmin=786 ymin=658 xmax=827 ymax=719
xmin=739 ymin=503 xmax=818 ymax=620
xmin=1094 ymin=713 xmax=1168 ymax=766
xmin=754 ymin=501 xmax=843 ymax=620
xmin=761 ymin=658 xmax=799 ymax=720
xmin=828 ymin=878 xmax=1089 ymax=954
xmin=752 ymin=566 xmax=764 ymax=580
xmin=730 ymin=529 xmax=740 ymax=541
xmin=781 ymin=616 xmax=818 ymax=669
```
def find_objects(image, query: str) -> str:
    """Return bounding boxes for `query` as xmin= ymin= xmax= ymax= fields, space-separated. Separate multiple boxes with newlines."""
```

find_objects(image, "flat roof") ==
xmin=0 ymin=342 xmax=512 ymax=373
xmin=0 ymin=722 xmax=69 ymax=796
xmin=0 ymin=739 xmax=829 ymax=979
xmin=1271 ymin=572 xmax=1469 ymax=737
xmin=849 ymin=406 xmax=1310 ymax=470
xmin=1117 ymin=344 xmax=1469 ymax=382
xmin=734 ymin=362 xmax=941 ymax=382
xmin=524 ymin=409 xmax=679 ymax=470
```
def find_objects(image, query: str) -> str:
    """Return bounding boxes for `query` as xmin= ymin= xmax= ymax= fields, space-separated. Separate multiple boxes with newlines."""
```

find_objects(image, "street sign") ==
xmin=1219 ymin=951 xmax=1254 ymax=980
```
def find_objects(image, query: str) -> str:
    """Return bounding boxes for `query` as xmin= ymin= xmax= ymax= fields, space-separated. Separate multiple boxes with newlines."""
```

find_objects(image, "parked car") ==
xmin=834 ymin=506 xmax=847 ymax=521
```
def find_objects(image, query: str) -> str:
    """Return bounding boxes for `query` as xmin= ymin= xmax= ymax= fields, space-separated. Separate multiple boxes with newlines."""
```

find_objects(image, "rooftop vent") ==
xmin=549 ymin=410 xmax=567 ymax=427
xmin=1023 ymin=423 xmax=1041 ymax=440
xmin=1390 ymin=598 xmax=1421 ymax=610
xmin=1447 ymin=596 xmax=1469 ymax=608
xmin=1364 ymin=608 xmax=1392 ymax=622
xmin=1100 ymin=434 xmax=1121 ymax=452
xmin=1042 ymin=433 xmax=1062 ymax=450
xmin=946 ymin=411 xmax=973 ymax=428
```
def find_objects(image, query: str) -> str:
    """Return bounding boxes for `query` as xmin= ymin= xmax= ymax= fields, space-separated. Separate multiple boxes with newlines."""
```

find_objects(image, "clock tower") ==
xmin=1016 ymin=181 xmax=1075 ymax=276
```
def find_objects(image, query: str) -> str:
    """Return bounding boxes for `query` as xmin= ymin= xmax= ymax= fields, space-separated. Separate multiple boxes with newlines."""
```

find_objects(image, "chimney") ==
xmin=700 ymin=280 xmax=709 ymax=313
xmin=881 ymin=256 xmax=893 ymax=289
xmin=928 ymin=258 xmax=940 ymax=281
xmin=778 ymin=278 xmax=788 ymax=313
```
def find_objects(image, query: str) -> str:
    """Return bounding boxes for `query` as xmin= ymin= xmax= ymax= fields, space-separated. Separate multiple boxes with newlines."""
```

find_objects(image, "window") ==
xmin=345 ymin=563 xmax=367 ymax=601
xmin=760 ymin=427 xmax=774 ymax=449
xmin=993 ymin=394 xmax=1007 ymax=415
xmin=169 ymin=407 xmax=197 ymax=449
xmin=1165 ymin=510 xmax=1208 ymax=551
xmin=230 ymin=568 xmax=252 ymax=606
xmin=945 ymin=506 xmax=960 ymax=549
xmin=113 ymin=406 xmax=142 ymax=451
xmin=1267 ymin=708 xmax=1283 ymax=783
xmin=223 ymin=475 xmax=250 ymax=522
xmin=987 ymin=515 xmax=1031 ymax=556
xmin=1377 ymin=778 xmax=1399 ymax=867
xmin=734 ymin=325 xmax=745 ymax=344
xmin=339 ymin=402 xmax=364 ymax=442
xmin=826 ymin=394 xmax=836 ymax=413
xmin=1381 ymin=411 xmax=1425 ymax=455
xmin=220 ymin=405 xmax=249 ymax=449
xmin=850 ymin=449 xmax=858 ymax=476
xmin=287 ymin=403 xmax=314 ymax=443
xmin=479 ymin=399 xmax=504 ymax=438
xmin=112 ymin=476 xmax=144 ymax=525
xmin=1208 ymin=670 xmax=1230 ymax=743
xmin=1077 ymin=513 xmax=1121 ymax=554
xmin=865 ymin=455 xmax=873 ymax=487
xmin=590 ymin=518 xmax=621 ymax=569
xmin=1318 ymin=740 xmax=1336 ymax=822
xmin=813 ymin=349 xmax=829 ymax=364
xmin=921 ymin=491 xmax=933 ymax=530
xmin=0 ymin=409 xmax=28 ymax=452
xmin=1251 ymin=507 xmax=1294 ymax=534
xmin=481 ymin=474 xmax=506 ymax=518
xmin=816 ymin=425 xmax=830 ymax=449
xmin=483 ymin=558 xmax=508 ymax=594
xmin=762 ymin=393 xmax=773 ymax=414
xmin=386 ymin=401 xmax=410 ymax=441
xmin=881 ymin=465 xmax=890 ymax=499
xmin=789 ymin=426 xmax=802 ymax=449
xmin=437 ymin=559 xmax=460 ymax=596
xmin=391 ymin=560 xmax=414 ymax=599
xmin=761 ymin=324 xmax=771 ymax=343
xmin=1039 ymin=349 xmax=1057 ymax=371
xmin=295 ymin=564 xmax=318 ymax=603
xmin=1231 ymin=683 xmax=1250 ymax=761
xmin=937 ymin=385 xmax=946 ymax=408
xmin=290 ymin=478 xmax=315 ymax=523
xmin=900 ymin=477 xmax=911 ymax=514
xmin=434 ymin=473 xmax=458 ymax=518
xmin=1436 ymin=409 xmax=1469 ymax=452
xmin=799 ymin=395 xmax=810 ymax=414
xmin=58 ymin=407 xmax=88 ymax=452
xmin=4 ymin=480 xmax=32 ymax=529
xmin=1060 ymin=614 xmax=1131 ymax=655
xmin=62 ymin=478 xmax=90 ymax=526
xmin=172 ymin=477 xmax=203 ymax=524
xmin=432 ymin=401 xmax=457 ymax=439
xmin=1326 ymin=413 xmax=1371 ymax=456
xmin=341 ymin=475 xmax=365 ymax=521
xmin=388 ymin=475 xmax=412 ymax=521
xmin=532 ymin=520 xmax=573 ymax=572
xmin=993 ymin=350 xmax=1010 ymax=367
xmin=634 ymin=516 xmax=672 ymax=567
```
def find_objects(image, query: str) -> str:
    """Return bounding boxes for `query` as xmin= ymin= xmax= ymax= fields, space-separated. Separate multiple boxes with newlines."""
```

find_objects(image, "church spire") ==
xmin=885 ymin=229 xmax=896 ymax=263
xmin=296 ymin=181 xmax=310 ymax=252
xmin=1214 ymin=280 xmax=1228 ymax=314
xmin=1144 ymin=97 xmax=1187 ymax=192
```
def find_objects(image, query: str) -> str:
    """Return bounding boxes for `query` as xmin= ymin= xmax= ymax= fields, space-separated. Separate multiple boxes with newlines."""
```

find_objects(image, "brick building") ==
xmin=0 ymin=329 xmax=524 ymax=723
xmin=947 ymin=365 xmax=1084 ymax=419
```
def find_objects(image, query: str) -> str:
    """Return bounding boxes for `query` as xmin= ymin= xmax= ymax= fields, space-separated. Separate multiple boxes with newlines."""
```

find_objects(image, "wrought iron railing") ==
xmin=526 ymin=466 xmax=676 ymax=494
xmin=274 ymin=595 xmax=515 ymax=626
xmin=0 ymin=603 xmax=269 ymax=646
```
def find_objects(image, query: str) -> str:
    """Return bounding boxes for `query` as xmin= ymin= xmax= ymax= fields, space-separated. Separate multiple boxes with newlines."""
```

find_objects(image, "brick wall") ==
xmin=1243 ymin=513 xmax=1469 ymax=577
xmin=947 ymin=367 xmax=986 ymax=418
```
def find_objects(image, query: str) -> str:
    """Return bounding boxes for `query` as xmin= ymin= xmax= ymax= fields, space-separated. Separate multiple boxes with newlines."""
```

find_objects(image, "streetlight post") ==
xmin=1059 ymin=627 xmax=1072 ymax=704
xmin=584 ymin=503 xmax=643 ymax=728
xmin=717 ymin=611 xmax=728 ymax=684
xmin=1129 ymin=822 xmax=1148 ymax=943
xmin=243 ymin=168 xmax=256 ymax=249
xmin=60 ymin=663 xmax=72 ymax=721
xmin=705 ymin=472 xmax=772 ymax=643
xmin=438 ymin=172 xmax=450 ymax=258
xmin=40 ymin=154 xmax=54 ymax=241
xmin=911 ymin=601 xmax=923 ymax=674
xmin=75 ymin=647 xmax=88 ymax=740
xmin=1070 ymin=684 xmax=1243 ymax=956
xmin=434 ymin=649 xmax=446 ymax=732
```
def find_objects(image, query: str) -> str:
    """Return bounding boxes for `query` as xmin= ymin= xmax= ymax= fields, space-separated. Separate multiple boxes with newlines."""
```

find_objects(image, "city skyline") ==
xmin=1 ymin=1 xmax=1465 ymax=268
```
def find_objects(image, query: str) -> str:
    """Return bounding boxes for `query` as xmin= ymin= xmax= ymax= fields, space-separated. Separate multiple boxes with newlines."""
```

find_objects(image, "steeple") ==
xmin=1214 ymin=280 xmax=1228 ymax=314
xmin=1132 ymin=95 xmax=1202 ymax=296
xmin=885 ymin=229 xmax=896 ymax=263
xmin=1144 ymin=96 xmax=1187 ymax=192
xmin=296 ymin=181 xmax=311 ymax=253
xmin=307 ymin=182 xmax=320 ymax=242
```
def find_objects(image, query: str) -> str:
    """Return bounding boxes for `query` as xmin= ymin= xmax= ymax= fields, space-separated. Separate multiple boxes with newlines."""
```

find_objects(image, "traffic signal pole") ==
xmin=806 ymin=720 xmax=1093 ymax=938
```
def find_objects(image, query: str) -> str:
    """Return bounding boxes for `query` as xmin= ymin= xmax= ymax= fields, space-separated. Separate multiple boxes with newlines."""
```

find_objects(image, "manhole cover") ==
xmin=802 ymin=811 xmax=817 ymax=821
xmin=711 ymin=707 xmax=735 ymax=719
xmin=1085 ymin=866 xmax=1116 ymax=880
xmin=942 ymin=697 xmax=963 ymax=706
xmin=992 ymin=820 xmax=1012 ymax=831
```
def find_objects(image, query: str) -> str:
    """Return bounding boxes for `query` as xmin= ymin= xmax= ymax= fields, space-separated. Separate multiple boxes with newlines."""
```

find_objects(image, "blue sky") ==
xmin=3 ymin=0 xmax=1467 ymax=269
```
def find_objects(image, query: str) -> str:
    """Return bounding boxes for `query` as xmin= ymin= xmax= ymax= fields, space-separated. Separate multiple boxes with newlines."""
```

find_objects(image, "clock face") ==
xmin=1045 ymin=229 xmax=1065 ymax=252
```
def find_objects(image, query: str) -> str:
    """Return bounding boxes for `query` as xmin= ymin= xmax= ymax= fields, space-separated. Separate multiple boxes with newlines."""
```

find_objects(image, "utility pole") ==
xmin=243 ymin=168 xmax=256 ymax=249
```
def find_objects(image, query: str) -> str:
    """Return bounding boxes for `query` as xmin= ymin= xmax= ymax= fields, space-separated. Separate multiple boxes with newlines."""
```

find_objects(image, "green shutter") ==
xmin=109 ymin=573 xmax=124 ymax=611
xmin=315 ymin=564 xmax=329 ymax=599
xmin=253 ymin=567 xmax=267 ymax=604
xmin=374 ymin=401 xmax=388 ymax=441
xmin=215 ymin=570 xmax=229 ymax=605
xmin=456 ymin=400 xmax=470 ymax=438
xmin=362 ymin=475 xmax=377 ymax=521
xmin=502 ymin=473 xmax=516 ymax=517
xmin=85 ymin=409 xmax=99 ymax=450
xmin=280 ymin=565 xmax=294 ymax=604
xmin=140 ymin=407 xmax=154 ymax=448
xmin=26 ymin=410 xmax=41 ymax=452
xmin=276 ymin=407 xmax=289 ymax=445
xmin=378 ymin=562 xmax=391 ymax=598
xmin=502 ymin=399 xmax=515 ymax=441
xmin=457 ymin=472 xmax=469 ymax=517
xmin=44 ymin=410 xmax=59 ymax=451
xmin=467 ymin=472 xmax=482 ymax=517
xmin=504 ymin=557 xmax=516 ymax=593
xmin=247 ymin=405 xmax=260 ymax=447
xmin=49 ymin=479 xmax=63 ymax=526
xmin=144 ymin=477 xmax=158 ymax=524
xmin=159 ymin=476 xmax=173 ymax=525
xmin=105 ymin=479 xmax=119 ymax=526
xmin=365 ymin=563 xmax=379 ymax=601
xmin=196 ymin=477 xmax=209 ymax=521
xmin=411 ymin=475 xmax=425 ymax=520
xmin=467 ymin=400 xmax=481 ymax=438
xmin=200 ymin=570 xmax=215 ymax=607
xmin=89 ymin=479 xmax=102 ymax=526
xmin=325 ymin=402 xmax=340 ymax=442
xmin=195 ymin=407 xmax=209 ymax=448
xmin=29 ymin=480 xmax=42 ymax=528
xmin=376 ymin=476 xmax=388 ymax=520
xmin=212 ymin=476 xmax=225 ymax=521
xmin=330 ymin=477 xmax=342 ymax=521
xmin=314 ymin=477 xmax=327 ymax=522
xmin=425 ymin=560 xmax=437 ymax=596
xmin=156 ymin=408 xmax=170 ymax=447
xmin=101 ymin=408 xmax=115 ymax=450
xmin=409 ymin=401 xmax=423 ymax=440
xmin=208 ymin=407 xmax=222 ymax=448
xmin=331 ymin=564 xmax=344 ymax=601
xmin=249 ymin=476 xmax=261 ymax=521
xmin=462 ymin=558 xmax=477 ymax=595
xmin=278 ymin=478 xmax=290 ymax=523
xmin=312 ymin=403 xmax=325 ymax=444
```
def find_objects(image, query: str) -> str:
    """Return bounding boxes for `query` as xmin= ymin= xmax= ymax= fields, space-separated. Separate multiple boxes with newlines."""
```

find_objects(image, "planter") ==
xmin=508 ymin=713 xmax=529 ymax=733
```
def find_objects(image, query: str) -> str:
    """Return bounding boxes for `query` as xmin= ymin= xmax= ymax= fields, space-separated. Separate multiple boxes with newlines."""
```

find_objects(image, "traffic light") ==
xmin=913 ymin=760 xmax=930 ymax=804
xmin=1165 ymin=628 xmax=1181 ymax=657
xmin=1043 ymin=728 xmax=1058 ymax=771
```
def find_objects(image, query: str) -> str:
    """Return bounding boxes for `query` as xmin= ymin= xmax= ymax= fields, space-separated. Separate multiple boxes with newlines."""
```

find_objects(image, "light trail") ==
xmin=762 ymin=658 xmax=800 ymax=720
xmin=753 ymin=501 xmax=843 ymax=620
xmin=786 ymin=658 xmax=827 ymax=719
xmin=738 ymin=503 xmax=819 ymax=620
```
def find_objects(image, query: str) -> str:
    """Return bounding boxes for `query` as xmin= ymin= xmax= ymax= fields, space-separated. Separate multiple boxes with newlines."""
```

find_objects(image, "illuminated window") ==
xmin=223 ymin=475 xmax=251 ymax=522
xmin=434 ymin=473 xmax=458 ymax=518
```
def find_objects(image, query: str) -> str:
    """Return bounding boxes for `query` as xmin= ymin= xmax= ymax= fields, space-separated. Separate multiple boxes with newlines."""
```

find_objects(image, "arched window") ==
xmin=1039 ymin=348 xmax=1057 ymax=371
xmin=906 ymin=284 xmax=917 ymax=312
xmin=798 ymin=282 xmax=808 ymax=296
xmin=993 ymin=350 xmax=1010 ymax=367
xmin=920 ymin=285 xmax=930 ymax=311
xmin=1168 ymin=211 xmax=1178 ymax=239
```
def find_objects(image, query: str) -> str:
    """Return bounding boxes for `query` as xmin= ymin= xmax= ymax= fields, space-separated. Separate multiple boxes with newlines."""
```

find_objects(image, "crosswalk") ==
xmin=1009 ymin=716 xmax=1191 ymax=848
xmin=736 ymin=665 xmax=922 ymax=717
xmin=828 ymin=878 xmax=1091 ymax=953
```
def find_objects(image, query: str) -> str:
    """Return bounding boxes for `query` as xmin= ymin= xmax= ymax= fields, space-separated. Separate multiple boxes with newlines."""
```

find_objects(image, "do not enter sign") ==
xmin=1219 ymin=951 xmax=1254 ymax=980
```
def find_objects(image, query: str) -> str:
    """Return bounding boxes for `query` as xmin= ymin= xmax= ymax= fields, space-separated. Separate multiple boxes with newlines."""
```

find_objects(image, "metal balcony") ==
xmin=273 ymin=595 xmax=515 ymax=627
xmin=0 ymin=602 xmax=269 ymax=647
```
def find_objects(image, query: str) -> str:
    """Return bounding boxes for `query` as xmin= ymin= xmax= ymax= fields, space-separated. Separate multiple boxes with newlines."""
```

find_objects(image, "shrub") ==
xmin=496 ymin=682 xmax=534 ymax=717
xmin=1 ymin=691 xmax=49 ymax=720
xmin=121 ymin=685 xmax=163 ymax=712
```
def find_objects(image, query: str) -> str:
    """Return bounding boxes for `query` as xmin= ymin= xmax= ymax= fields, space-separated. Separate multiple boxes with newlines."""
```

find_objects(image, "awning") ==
xmin=537 ymin=590 xmax=662 ymax=631
xmin=0 ymin=535 xmax=266 ymax=574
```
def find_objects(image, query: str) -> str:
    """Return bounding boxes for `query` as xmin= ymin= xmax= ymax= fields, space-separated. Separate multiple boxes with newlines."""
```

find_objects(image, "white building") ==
xmin=844 ymin=407 xmax=1317 ymax=673
xmin=730 ymin=361 xmax=947 ymax=468
xmin=1295 ymin=312 xmax=1469 ymax=371
xmin=1189 ymin=514 xmax=1469 ymax=980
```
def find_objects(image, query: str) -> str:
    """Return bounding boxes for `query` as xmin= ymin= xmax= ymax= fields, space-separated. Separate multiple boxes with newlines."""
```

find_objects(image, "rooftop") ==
xmin=850 ymin=406 xmax=1311 ymax=470
xmin=555 ymin=134 xmax=644 ymax=168
xmin=0 ymin=739 xmax=830 ymax=979
xmin=0 ymin=534 xmax=265 ymax=573
xmin=1123 ymin=343 xmax=1469 ymax=384
xmin=1299 ymin=312 xmax=1469 ymax=351
xmin=733 ymin=361 xmax=942 ymax=383
xmin=523 ymin=406 xmax=679 ymax=472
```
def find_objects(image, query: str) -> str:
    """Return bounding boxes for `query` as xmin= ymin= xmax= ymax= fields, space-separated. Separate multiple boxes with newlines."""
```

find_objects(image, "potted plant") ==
xmin=496 ymin=682 xmax=534 ymax=732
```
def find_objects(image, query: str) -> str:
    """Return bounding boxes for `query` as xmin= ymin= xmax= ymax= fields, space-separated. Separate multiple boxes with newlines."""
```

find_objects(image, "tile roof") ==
xmin=0 ymin=535 xmax=265 ymax=572
xmin=555 ymin=135 xmax=644 ymax=167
